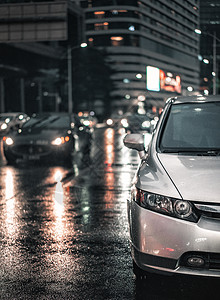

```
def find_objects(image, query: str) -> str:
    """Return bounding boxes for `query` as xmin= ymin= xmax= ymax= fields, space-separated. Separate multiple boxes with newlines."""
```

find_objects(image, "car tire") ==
xmin=133 ymin=260 xmax=148 ymax=280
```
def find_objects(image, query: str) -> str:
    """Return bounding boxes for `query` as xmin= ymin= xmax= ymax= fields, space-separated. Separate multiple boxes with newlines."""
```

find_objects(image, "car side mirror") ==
xmin=123 ymin=133 xmax=149 ymax=159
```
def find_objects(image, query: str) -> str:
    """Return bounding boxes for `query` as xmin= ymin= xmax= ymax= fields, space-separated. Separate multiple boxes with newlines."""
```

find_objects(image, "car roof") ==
xmin=167 ymin=95 xmax=220 ymax=104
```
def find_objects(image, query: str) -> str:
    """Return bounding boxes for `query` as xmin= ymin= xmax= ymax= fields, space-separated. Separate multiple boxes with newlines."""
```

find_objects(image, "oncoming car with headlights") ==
xmin=3 ymin=113 xmax=77 ymax=165
xmin=124 ymin=95 xmax=220 ymax=278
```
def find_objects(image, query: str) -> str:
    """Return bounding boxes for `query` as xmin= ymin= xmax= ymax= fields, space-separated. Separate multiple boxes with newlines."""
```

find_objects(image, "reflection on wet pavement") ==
xmin=0 ymin=128 xmax=139 ymax=299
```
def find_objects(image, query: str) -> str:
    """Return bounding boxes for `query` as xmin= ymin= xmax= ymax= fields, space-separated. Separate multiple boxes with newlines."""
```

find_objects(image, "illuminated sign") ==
xmin=146 ymin=66 xmax=181 ymax=94
xmin=146 ymin=66 xmax=160 ymax=91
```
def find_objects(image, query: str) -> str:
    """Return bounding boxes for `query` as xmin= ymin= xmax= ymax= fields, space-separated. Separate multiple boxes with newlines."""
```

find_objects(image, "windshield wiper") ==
xmin=161 ymin=148 xmax=220 ymax=156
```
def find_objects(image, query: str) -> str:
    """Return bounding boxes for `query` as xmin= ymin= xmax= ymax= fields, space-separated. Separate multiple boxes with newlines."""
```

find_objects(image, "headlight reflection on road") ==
xmin=104 ymin=128 xmax=115 ymax=166
xmin=53 ymin=169 xmax=64 ymax=216
xmin=5 ymin=168 xmax=16 ymax=237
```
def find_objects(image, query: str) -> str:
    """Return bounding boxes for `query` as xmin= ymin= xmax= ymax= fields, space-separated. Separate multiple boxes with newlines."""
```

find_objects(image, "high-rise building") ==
xmin=80 ymin=0 xmax=200 ymax=112
xmin=199 ymin=0 xmax=220 ymax=95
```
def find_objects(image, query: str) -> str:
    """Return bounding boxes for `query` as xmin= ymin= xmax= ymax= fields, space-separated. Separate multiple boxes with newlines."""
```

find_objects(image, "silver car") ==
xmin=124 ymin=95 xmax=220 ymax=278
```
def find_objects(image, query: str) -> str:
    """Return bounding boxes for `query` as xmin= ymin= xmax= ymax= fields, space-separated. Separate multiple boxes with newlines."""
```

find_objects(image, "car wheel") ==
xmin=133 ymin=260 xmax=148 ymax=280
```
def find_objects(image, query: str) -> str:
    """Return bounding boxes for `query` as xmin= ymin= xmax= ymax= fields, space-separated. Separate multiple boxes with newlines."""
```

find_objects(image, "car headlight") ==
xmin=142 ymin=120 xmax=151 ymax=128
xmin=3 ymin=137 xmax=14 ymax=145
xmin=1 ymin=123 xmax=8 ymax=130
xmin=121 ymin=118 xmax=129 ymax=128
xmin=134 ymin=188 xmax=199 ymax=222
xmin=51 ymin=136 xmax=70 ymax=145
xmin=106 ymin=119 xmax=113 ymax=126
xmin=83 ymin=120 xmax=90 ymax=126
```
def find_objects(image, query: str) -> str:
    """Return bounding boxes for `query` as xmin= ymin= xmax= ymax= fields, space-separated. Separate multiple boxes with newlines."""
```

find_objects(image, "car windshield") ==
xmin=23 ymin=115 xmax=70 ymax=129
xmin=160 ymin=102 xmax=220 ymax=153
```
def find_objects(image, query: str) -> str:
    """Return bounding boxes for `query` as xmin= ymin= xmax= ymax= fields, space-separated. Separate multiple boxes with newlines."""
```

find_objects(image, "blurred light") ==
xmin=138 ymin=95 xmax=145 ymax=101
xmin=94 ymin=11 xmax=105 ymax=15
xmin=203 ymin=77 xmax=208 ymax=82
xmin=203 ymin=59 xmax=209 ymax=64
xmin=1 ymin=123 xmax=7 ymax=130
xmin=123 ymin=78 xmax=130 ymax=83
xmin=198 ymin=55 xmax=203 ymax=61
xmin=5 ymin=137 xmax=14 ymax=145
xmin=125 ymin=94 xmax=130 ymax=99
xmin=106 ymin=118 xmax=113 ymax=126
xmin=80 ymin=42 xmax=87 ymax=48
xmin=136 ymin=73 xmax=142 ymax=79
xmin=187 ymin=86 xmax=193 ymax=92
xmin=54 ymin=170 xmax=63 ymax=182
xmin=212 ymin=72 xmax=216 ymax=77
xmin=121 ymin=118 xmax=128 ymax=128
xmin=142 ymin=121 xmax=150 ymax=128
xmin=51 ymin=137 xmax=62 ymax=145
xmin=18 ymin=114 xmax=24 ymax=120
xmin=83 ymin=120 xmax=90 ymax=126
xmin=167 ymin=72 xmax=173 ymax=77
xmin=128 ymin=25 xmax=135 ymax=31
xmin=204 ymin=89 xmax=209 ymax=95
xmin=111 ymin=36 xmax=123 ymax=41
xmin=5 ymin=118 xmax=10 ymax=124
xmin=195 ymin=29 xmax=201 ymax=34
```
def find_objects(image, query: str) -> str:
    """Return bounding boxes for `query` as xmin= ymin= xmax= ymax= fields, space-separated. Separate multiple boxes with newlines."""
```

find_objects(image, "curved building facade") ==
xmin=80 ymin=0 xmax=200 ymax=111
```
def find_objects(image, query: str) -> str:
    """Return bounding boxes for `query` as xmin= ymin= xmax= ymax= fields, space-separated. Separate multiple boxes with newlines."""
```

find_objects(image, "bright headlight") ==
xmin=51 ymin=136 xmax=70 ymax=145
xmin=1 ymin=123 xmax=7 ymax=130
xmin=134 ymin=188 xmax=199 ymax=222
xmin=121 ymin=118 xmax=129 ymax=128
xmin=106 ymin=119 xmax=113 ymax=126
xmin=142 ymin=120 xmax=150 ymax=128
xmin=83 ymin=120 xmax=90 ymax=126
xmin=4 ymin=137 xmax=14 ymax=145
xmin=51 ymin=137 xmax=62 ymax=145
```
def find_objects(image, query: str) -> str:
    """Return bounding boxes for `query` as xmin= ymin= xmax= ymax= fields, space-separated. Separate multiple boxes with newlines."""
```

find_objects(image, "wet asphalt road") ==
xmin=0 ymin=127 xmax=219 ymax=300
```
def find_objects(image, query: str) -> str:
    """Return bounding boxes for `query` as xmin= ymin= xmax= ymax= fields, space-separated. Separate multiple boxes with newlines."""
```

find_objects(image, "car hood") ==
xmin=157 ymin=153 xmax=220 ymax=203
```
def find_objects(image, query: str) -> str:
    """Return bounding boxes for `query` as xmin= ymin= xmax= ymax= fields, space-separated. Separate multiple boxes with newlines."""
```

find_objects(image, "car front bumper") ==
xmin=3 ymin=142 xmax=73 ymax=164
xmin=128 ymin=200 xmax=220 ymax=277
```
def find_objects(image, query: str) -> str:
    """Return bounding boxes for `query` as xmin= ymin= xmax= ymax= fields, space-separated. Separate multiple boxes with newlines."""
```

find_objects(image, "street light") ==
xmin=195 ymin=29 xmax=220 ymax=95
xmin=67 ymin=42 xmax=87 ymax=113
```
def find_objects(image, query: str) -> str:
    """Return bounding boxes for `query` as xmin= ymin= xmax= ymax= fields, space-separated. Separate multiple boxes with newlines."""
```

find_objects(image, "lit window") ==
xmin=94 ymin=11 xmax=105 ymax=19
xmin=94 ymin=22 xmax=109 ymax=31
xmin=111 ymin=36 xmax=123 ymax=41
xmin=88 ymin=37 xmax=94 ymax=45
xmin=110 ymin=36 xmax=124 ymax=46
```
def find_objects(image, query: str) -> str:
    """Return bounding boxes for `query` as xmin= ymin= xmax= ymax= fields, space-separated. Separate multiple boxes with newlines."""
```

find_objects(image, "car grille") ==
xmin=11 ymin=145 xmax=50 ymax=155
xmin=180 ymin=252 xmax=220 ymax=270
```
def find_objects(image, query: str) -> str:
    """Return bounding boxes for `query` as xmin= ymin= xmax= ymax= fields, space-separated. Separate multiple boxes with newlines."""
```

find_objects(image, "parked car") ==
xmin=0 ymin=112 xmax=29 ymax=136
xmin=124 ymin=95 xmax=220 ymax=278
xmin=3 ymin=113 xmax=78 ymax=165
